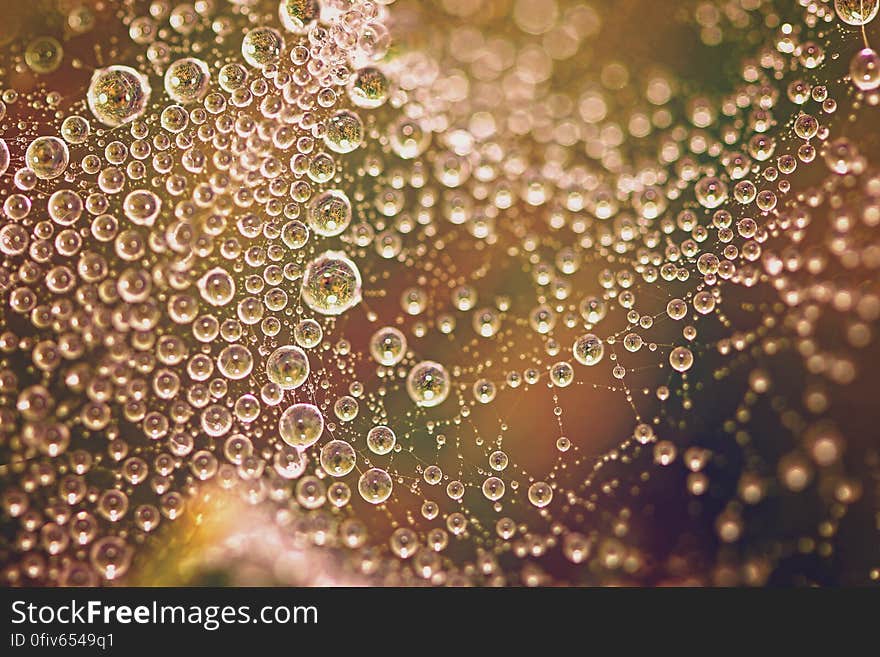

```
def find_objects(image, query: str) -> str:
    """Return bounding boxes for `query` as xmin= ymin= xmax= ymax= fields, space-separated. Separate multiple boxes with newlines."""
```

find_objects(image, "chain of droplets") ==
xmin=1 ymin=0 xmax=879 ymax=586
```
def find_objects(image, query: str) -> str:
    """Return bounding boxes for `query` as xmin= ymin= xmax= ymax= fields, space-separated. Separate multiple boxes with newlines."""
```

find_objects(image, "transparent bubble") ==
xmin=654 ymin=441 xmax=677 ymax=466
xmin=87 ymin=66 xmax=151 ymax=127
xmin=223 ymin=435 xmax=253 ymax=467
xmin=134 ymin=505 xmax=160 ymax=532
xmin=693 ymin=291 xmax=716 ymax=314
xmin=60 ymin=115 xmax=90 ymax=144
xmin=358 ymin=468 xmax=393 ymax=504
xmin=279 ymin=403 xmax=324 ymax=449
xmin=217 ymin=344 xmax=254 ymax=380
xmin=296 ymin=476 xmax=326 ymax=509
xmin=473 ymin=308 xmax=501 ymax=337
xmin=328 ymin=481 xmax=351 ymax=507
xmin=794 ymin=113 xmax=819 ymax=140
xmin=320 ymin=440 xmax=357 ymax=477
xmin=89 ymin=537 xmax=131 ymax=580
xmin=324 ymin=110 xmax=364 ymax=154
xmin=390 ymin=527 xmax=419 ymax=559
xmin=293 ymin=319 xmax=323 ymax=348
xmin=402 ymin=287 xmax=428 ymax=315
xmin=563 ymin=533 xmax=591 ymax=564
xmin=0 ymin=138 xmax=8 ymax=177
xmin=279 ymin=0 xmax=320 ymax=33
xmin=25 ymin=136 xmax=68 ymax=180
xmin=218 ymin=63 xmax=247 ymax=92
xmin=367 ymin=425 xmax=396 ymax=455
xmin=550 ymin=362 xmax=574 ymax=387
xmin=47 ymin=189 xmax=82 ymax=226
xmin=348 ymin=67 xmax=389 ymax=109
xmin=123 ymin=190 xmax=161 ymax=227
xmin=265 ymin=345 xmax=309 ymax=389
xmin=390 ymin=117 xmax=431 ymax=159
xmin=667 ymin=298 xmax=688 ymax=320
xmin=307 ymin=152 xmax=336 ymax=183
xmin=486 ymin=451 xmax=507 ymax=472
xmin=334 ymin=396 xmax=359 ymax=421
xmin=307 ymin=190 xmax=352 ymax=237
xmin=160 ymin=105 xmax=189 ymax=133
xmin=274 ymin=445 xmax=307 ymax=479
xmin=695 ymin=176 xmax=728 ymax=209
xmin=530 ymin=305 xmax=556 ymax=334
xmin=25 ymin=36 xmax=64 ymax=74
xmin=241 ymin=27 xmax=283 ymax=68
xmin=164 ymin=57 xmax=211 ymax=103
xmin=482 ymin=476 xmax=506 ymax=501
xmin=850 ymin=48 xmax=880 ymax=91
xmin=301 ymin=251 xmax=363 ymax=315
xmin=528 ymin=481 xmax=553 ymax=508
xmin=4 ymin=193 xmax=29 ymax=220
xmin=198 ymin=267 xmax=236 ymax=307
xmin=473 ymin=378 xmax=496 ymax=403
xmin=282 ymin=220 xmax=310 ymax=249
xmin=579 ymin=296 xmax=607 ymax=323
xmin=834 ymin=0 xmax=879 ymax=25
xmin=369 ymin=327 xmax=407 ymax=366
xmin=573 ymin=334 xmax=604 ymax=366
xmin=407 ymin=361 xmax=451 ymax=407
xmin=669 ymin=346 xmax=694 ymax=372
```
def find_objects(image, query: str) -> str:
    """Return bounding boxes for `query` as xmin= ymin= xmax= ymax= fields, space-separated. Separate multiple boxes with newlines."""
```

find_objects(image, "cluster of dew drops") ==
xmin=0 ymin=0 xmax=879 ymax=586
